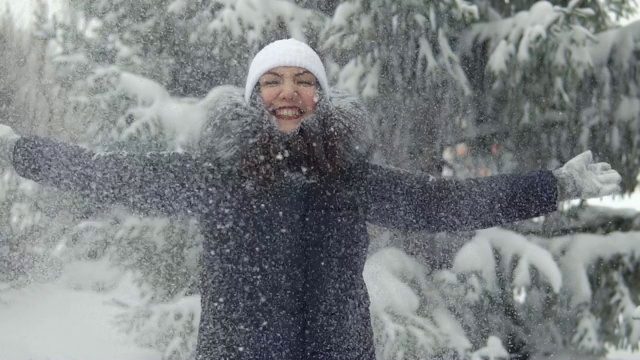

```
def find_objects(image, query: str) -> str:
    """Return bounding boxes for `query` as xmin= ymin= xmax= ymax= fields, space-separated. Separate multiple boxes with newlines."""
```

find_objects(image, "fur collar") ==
xmin=197 ymin=86 xmax=372 ymax=181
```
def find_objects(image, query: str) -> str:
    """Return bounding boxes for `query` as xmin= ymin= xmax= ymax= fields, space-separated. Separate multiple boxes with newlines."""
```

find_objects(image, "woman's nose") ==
xmin=279 ymin=81 xmax=298 ymax=100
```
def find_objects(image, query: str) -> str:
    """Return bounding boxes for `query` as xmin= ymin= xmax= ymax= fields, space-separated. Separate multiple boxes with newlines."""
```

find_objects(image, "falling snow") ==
xmin=0 ymin=0 xmax=639 ymax=360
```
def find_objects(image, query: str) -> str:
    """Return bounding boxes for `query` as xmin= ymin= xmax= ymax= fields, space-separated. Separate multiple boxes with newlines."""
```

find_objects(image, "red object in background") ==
xmin=456 ymin=143 xmax=469 ymax=156
xmin=478 ymin=167 xmax=492 ymax=177
xmin=491 ymin=143 xmax=499 ymax=155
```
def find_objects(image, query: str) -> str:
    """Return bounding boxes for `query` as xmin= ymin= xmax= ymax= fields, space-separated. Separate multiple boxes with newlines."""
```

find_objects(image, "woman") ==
xmin=0 ymin=39 xmax=621 ymax=359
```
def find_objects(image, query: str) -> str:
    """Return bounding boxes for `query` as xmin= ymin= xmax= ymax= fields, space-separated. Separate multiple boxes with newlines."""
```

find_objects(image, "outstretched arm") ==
xmin=365 ymin=163 xmax=558 ymax=233
xmin=366 ymin=150 xmax=621 ymax=233
xmin=10 ymin=136 xmax=219 ymax=216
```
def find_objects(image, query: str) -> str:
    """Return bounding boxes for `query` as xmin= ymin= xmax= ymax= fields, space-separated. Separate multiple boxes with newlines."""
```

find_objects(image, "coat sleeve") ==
xmin=11 ymin=136 xmax=219 ymax=216
xmin=365 ymin=163 xmax=558 ymax=233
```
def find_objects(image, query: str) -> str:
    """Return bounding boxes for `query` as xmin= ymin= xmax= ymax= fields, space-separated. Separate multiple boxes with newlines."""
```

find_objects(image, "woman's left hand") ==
xmin=553 ymin=151 xmax=622 ymax=201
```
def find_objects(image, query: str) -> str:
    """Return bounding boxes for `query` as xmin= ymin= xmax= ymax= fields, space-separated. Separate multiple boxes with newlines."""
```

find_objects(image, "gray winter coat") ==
xmin=10 ymin=88 xmax=559 ymax=360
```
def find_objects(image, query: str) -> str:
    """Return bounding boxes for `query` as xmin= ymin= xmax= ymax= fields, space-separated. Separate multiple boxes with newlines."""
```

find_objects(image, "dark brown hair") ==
xmin=238 ymin=117 xmax=345 ymax=185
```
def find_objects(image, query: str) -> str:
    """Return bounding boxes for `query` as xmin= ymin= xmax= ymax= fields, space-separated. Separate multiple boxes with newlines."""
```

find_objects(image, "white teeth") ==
xmin=275 ymin=108 xmax=302 ymax=117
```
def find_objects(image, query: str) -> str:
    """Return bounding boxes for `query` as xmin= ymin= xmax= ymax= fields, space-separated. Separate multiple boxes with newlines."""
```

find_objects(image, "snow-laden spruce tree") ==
xmin=580 ymin=20 xmax=640 ymax=191
xmin=478 ymin=0 xmax=637 ymax=31
xmin=165 ymin=0 xmax=325 ymax=97
xmin=0 ymin=4 xmax=84 ymax=288
xmin=450 ymin=10 xmax=640 ymax=354
xmin=321 ymin=0 xmax=479 ymax=172
xmin=457 ymin=0 xmax=639 ymax=187
xmin=366 ymin=211 xmax=640 ymax=360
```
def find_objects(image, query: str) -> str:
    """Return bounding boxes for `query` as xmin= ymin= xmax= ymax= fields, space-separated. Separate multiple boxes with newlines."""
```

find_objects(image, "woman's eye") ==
xmin=261 ymin=80 xmax=280 ymax=86
xmin=297 ymin=80 xmax=316 ymax=87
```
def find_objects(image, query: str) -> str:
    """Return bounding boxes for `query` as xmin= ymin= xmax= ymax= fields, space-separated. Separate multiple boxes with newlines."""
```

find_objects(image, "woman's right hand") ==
xmin=0 ymin=124 xmax=20 ymax=166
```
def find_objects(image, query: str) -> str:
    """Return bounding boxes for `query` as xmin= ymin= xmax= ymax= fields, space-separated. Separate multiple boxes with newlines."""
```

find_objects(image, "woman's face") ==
xmin=258 ymin=66 xmax=318 ymax=133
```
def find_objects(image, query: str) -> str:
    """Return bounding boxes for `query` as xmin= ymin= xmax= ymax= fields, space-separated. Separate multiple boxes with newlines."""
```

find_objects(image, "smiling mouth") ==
xmin=272 ymin=107 xmax=304 ymax=120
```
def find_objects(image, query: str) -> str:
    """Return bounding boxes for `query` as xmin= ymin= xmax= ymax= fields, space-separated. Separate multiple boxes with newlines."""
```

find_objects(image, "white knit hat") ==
xmin=244 ymin=38 xmax=329 ymax=103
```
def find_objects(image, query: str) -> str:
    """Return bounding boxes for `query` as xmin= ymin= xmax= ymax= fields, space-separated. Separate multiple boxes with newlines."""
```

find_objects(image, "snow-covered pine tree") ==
xmin=166 ymin=0 xmax=326 ymax=97
xmin=293 ymin=0 xmax=342 ymax=16
xmin=456 ymin=0 xmax=639 ymax=189
xmin=457 ymin=1 xmax=601 ymax=175
xmin=479 ymin=0 xmax=636 ymax=31
xmin=580 ymin=19 xmax=640 ymax=191
xmin=451 ymin=10 xmax=640 ymax=353
xmin=497 ymin=204 xmax=640 ymax=356
xmin=0 ymin=3 xmax=80 ymax=287
xmin=321 ymin=0 xmax=479 ymax=173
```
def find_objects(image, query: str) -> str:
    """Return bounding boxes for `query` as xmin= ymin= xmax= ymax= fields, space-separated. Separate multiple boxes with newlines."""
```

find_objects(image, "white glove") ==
xmin=633 ymin=306 xmax=640 ymax=320
xmin=0 ymin=124 xmax=20 ymax=166
xmin=552 ymin=151 xmax=621 ymax=201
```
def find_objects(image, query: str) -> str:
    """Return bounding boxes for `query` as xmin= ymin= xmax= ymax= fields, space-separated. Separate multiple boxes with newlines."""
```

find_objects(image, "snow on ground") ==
xmin=0 ymin=261 xmax=161 ymax=360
